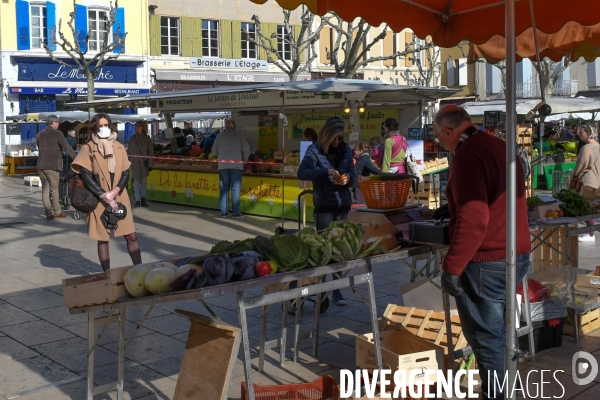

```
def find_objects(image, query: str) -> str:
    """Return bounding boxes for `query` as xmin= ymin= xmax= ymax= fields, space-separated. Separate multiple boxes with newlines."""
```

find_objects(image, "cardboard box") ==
xmin=400 ymin=278 xmax=458 ymax=315
xmin=356 ymin=328 xmax=444 ymax=385
xmin=576 ymin=266 xmax=600 ymax=289
xmin=348 ymin=211 xmax=398 ymax=251
xmin=62 ymin=265 xmax=133 ymax=308
xmin=529 ymin=202 xmax=560 ymax=220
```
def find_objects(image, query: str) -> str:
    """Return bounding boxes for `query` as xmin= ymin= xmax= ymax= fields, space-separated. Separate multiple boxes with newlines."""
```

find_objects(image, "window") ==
xmin=202 ymin=20 xmax=219 ymax=57
xmin=30 ymin=4 xmax=47 ymax=49
xmin=241 ymin=22 xmax=256 ymax=59
xmin=88 ymin=9 xmax=108 ymax=51
xmin=277 ymin=25 xmax=292 ymax=61
xmin=161 ymin=17 xmax=179 ymax=55
xmin=412 ymin=35 xmax=425 ymax=65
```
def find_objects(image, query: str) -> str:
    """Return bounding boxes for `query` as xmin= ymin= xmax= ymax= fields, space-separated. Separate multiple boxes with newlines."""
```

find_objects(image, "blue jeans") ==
xmin=454 ymin=254 xmax=530 ymax=400
xmin=219 ymin=169 xmax=242 ymax=215
xmin=133 ymin=176 xmax=147 ymax=201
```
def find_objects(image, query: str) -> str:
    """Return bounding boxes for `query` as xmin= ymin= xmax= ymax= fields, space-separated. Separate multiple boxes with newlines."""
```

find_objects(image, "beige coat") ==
xmin=128 ymin=133 xmax=154 ymax=178
xmin=71 ymin=141 xmax=135 ymax=241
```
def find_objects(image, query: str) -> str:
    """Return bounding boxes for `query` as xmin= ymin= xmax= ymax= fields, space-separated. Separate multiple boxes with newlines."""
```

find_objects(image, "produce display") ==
xmin=121 ymin=221 xmax=385 ymax=299
xmin=555 ymin=189 xmax=598 ymax=217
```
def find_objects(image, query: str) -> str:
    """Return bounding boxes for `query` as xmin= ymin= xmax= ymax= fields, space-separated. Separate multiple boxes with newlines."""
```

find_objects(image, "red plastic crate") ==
xmin=241 ymin=375 xmax=339 ymax=400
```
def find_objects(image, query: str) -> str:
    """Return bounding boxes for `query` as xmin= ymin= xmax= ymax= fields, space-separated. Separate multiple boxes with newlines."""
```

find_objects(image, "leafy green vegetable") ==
xmin=252 ymin=235 xmax=279 ymax=261
xmin=555 ymin=189 xmax=596 ymax=217
xmin=323 ymin=221 xmax=364 ymax=263
xmin=271 ymin=234 xmax=310 ymax=271
xmin=526 ymin=196 xmax=543 ymax=208
xmin=296 ymin=227 xmax=333 ymax=268
xmin=209 ymin=239 xmax=253 ymax=254
xmin=210 ymin=240 xmax=233 ymax=254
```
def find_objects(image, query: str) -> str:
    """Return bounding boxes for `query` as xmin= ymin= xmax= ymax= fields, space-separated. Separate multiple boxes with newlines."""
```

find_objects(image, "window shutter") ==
xmin=404 ymin=31 xmax=413 ymax=67
xmin=261 ymin=23 xmax=277 ymax=60
xmin=16 ymin=0 xmax=30 ymax=50
xmin=75 ymin=4 xmax=88 ymax=52
xmin=149 ymin=15 xmax=161 ymax=56
xmin=231 ymin=20 xmax=242 ymax=59
xmin=181 ymin=17 xmax=201 ymax=57
xmin=458 ymin=58 xmax=468 ymax=86
xmin=294 ymin=25 xmax=305 ymax=62
xmin=220 ymin=20 xmax=232 ymax=58
xmin=112 ymin=7 xmax=125 ymax=53
xmin=46 ymin=2 xmax=57 ymax=51
xmin=447 ymin=60 xmax=455 ymax=86
xmin=383 ymin=31 xmax=395 ymax=67
xmin=319 ymin=27 xmax=331 ymax=64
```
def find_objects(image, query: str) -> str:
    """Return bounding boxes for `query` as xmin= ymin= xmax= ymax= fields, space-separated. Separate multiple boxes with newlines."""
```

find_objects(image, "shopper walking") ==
xmin=381 ymin=122 xmax=408 ymax=173
xmin=128 ymin=120 xmax=154 ymax=208
xmin=298 ymin=116 xmax=356 ymax=306
xmin=36 ymin=115 xmax=77 ymax=220
xmin=353 ymin=143 xmax=380 ymax=204
xmin=66 ymin=130 xmax=77 ymax=150
xmin=212 ymin=120 xmax=250 ymax=217
xmin=433 ymin=105 xmax=531 ymax=400
xmin=572 ymin=124 xmax=600 ymax=242
xmin=71 ymin=113 xmax=141 ymax=272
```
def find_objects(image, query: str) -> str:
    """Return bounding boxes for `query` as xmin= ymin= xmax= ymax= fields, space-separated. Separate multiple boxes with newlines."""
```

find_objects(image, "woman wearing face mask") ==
xmin=71 ymin=113 xmax=141 ymax=271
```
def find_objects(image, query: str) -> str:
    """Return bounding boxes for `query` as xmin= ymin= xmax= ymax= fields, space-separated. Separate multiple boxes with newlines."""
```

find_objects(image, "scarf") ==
xmin=456 ymin=125 xmax=478 ymax=150
xmin=90 ymin=132 xmax=118 ymax=173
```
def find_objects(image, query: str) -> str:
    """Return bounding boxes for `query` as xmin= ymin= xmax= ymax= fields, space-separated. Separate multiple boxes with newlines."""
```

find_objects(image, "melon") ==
xmin=175 ymin=264 xmax=194 ymax=277
xmin=145 ymin=268 xmax=176 ymax=295
xmin=123 ymin=264 xmax=154 ymax=298
xmin=152 ymin=262 xmax=177 ymax=272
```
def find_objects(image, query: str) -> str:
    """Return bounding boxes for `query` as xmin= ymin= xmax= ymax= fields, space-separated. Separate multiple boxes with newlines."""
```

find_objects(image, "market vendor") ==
xmin=433 ymin=105 xmax=531 ymax=400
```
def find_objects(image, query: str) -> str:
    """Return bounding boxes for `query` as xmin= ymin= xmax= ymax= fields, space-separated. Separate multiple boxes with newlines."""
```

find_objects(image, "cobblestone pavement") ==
xmin=0 ymin=173 xmax=599 ymax=399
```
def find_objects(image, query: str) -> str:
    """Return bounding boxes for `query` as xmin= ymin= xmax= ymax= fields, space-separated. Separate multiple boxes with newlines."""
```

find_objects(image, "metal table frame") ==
xmin=69 ymin=246 xmax=450 ymax=400
xmin=530 ymin=213 xmax=600 ymax=343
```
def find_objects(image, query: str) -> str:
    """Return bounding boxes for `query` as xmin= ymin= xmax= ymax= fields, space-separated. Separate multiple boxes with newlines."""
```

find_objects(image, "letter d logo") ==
xmin=572 ymin=351 xmax=599 ymax=385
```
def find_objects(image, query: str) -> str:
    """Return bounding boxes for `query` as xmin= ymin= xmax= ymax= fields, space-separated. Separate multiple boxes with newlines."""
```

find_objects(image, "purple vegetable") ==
xmin=169 ymin=268 xmax=196 ymax=291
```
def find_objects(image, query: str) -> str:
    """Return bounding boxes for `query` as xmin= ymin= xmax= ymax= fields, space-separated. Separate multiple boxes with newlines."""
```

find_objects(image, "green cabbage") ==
xmin=296 ymin=227 xmax=333 ymax=268
xmin=323 ymin=221 xmax=364 ymax=263
xmin=271 ymin=234 xmax=310 ymax=271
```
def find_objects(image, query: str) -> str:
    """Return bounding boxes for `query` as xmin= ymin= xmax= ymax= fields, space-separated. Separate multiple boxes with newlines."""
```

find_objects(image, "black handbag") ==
xmin=101 ymin=203 xmax=127 ymax=230
xmin=69 ymin=152 xmax=99 ymax=213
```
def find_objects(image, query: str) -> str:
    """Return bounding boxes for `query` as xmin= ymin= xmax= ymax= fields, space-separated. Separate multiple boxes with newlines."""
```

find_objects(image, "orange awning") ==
xmin=249 ymin=0 xmax=600 ymax=47
xmin=469 ymin=21 xmax=600 ymax=63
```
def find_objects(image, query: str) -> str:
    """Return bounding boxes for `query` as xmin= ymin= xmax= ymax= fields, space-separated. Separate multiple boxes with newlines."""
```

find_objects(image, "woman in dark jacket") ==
xmin=297 ymin=116 xmax=356 ymax=306
xmin=353 ymin=143 xmax=380 ymax=204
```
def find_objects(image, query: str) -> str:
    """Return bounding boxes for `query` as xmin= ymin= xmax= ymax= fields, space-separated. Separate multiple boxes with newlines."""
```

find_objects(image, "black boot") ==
xmin=141 ymin=198 xmax=149 ymax=207
xmin=134 ymin=201 xmax=141 ymax=208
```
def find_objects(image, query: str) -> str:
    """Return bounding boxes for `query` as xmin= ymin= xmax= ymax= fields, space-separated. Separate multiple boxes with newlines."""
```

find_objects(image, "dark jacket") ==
xmin=66 ymin=135 xmax=77 ymax=150
xmin=354 ymin=153 xmax=380 ymax=187
xmin=297 ymin=142 xmax=356 ymax=213
xmin=200 ymin=131 xmax=219 ymax=153
xmin=36 ymin=126 xmax=76 ymax=170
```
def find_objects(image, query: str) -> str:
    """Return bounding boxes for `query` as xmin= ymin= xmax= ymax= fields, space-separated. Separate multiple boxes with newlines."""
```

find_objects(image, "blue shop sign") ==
xmin=11 ymin=87 xmax=150 ymax=95
xmin=14 ymin=57 xmax=140 ymax=83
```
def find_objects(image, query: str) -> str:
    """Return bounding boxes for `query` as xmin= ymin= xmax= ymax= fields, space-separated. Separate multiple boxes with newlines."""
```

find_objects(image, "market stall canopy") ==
xmin=247 ymin=0 xmax=599 ymax=47
xmin=65 ymin=79 xmax=460 ymax=113
xmin=462 ymin=97 xmax=600 ymax=116
xmin=468 ymin=21 xmax=600 ymax=63
xmin=545 ymin=112 xmax=595 ymax=122
xmin=6 ymin=112 xmax=230 ymax=123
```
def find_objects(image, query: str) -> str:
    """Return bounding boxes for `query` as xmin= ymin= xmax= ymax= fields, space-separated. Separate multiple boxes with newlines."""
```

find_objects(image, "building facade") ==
xmin=0 ymin=0 xmax=151 ymax=153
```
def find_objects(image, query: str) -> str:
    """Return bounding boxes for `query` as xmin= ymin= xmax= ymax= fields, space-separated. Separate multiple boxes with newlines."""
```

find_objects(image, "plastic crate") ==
xmin=518 ymin=318 xmax=565 ymax=353
xmin=359 ymin=179 xmax=411 ymax=209
xmin=241 ymin=375 xmax=339 ymax=400
xmin=552 ymin=170 xmax=573 ymax=196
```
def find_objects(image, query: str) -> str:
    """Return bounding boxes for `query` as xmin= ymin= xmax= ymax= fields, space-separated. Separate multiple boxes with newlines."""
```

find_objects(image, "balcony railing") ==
xmin=488 ymin=80 xmax=578 ymax=99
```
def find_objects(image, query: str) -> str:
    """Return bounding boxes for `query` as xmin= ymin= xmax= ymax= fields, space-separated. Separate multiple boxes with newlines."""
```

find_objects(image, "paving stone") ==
xmin=139 ymin=313 xmax=191 ymax=336
xmin=30 ymin=305 xmax=90 ymax=327
xmin=0 ymin=303 xmax=40 ymax=327
xmin=62 ymin=318 xmax=155 ymax=345
xmin=0 ymin=355 xmax=79 ymax=399
xmin=0 ymin=336 xmax=40 ymax=362
xmin=561 ymin=335 xmax=600 ymax=354
xmin=3 ymin=290 xmax=66 ymax=311
xmin=575 ymin=384 xmax=600 ymax=400
xmin=305 ymin=340 xmax=357 ymax=370
xmin=32 ymin=336 xmax=118 ymax=374
xmin=0 ymin=320 xmax=74 ymax=346
xmin=94 ymin=364 xmax=178 ymax=400
xmin=0 ymin=272 xmax=22 ymax=283
xmin=123 ymin=305 xmax=172 ymax=323
xmin=141 ymin=351 xmax=184 ymax=381
xmin=518 ymin=367 xmax=588 ymax=399
xmin=8 ymin=268 xmax=66 ymax=288
xmin=0 ymin=280 xmax=47 ymax=299
xmin=101 ymin=332 xmax=186 ymax=364
xmin=528 ymin=346 xmax=600 ymax=384
xmin=14 ymin=380 xmax=90 ymax=400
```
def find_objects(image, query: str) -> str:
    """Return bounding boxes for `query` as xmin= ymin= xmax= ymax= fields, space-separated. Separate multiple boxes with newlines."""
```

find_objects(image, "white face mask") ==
xmin=98 ymin=127 xmax=111 ymax=139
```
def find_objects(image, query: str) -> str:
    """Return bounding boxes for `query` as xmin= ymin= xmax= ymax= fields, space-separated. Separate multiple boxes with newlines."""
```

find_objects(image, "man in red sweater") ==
xmin=433 ymin=106 xmax=531 ymax=400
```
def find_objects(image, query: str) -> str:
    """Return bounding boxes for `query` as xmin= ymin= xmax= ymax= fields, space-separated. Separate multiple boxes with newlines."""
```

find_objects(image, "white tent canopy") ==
xmin=6 ymin=111 xmax=230 ymax=123
xmin=462 ymin=97 xmax=600 ymax=116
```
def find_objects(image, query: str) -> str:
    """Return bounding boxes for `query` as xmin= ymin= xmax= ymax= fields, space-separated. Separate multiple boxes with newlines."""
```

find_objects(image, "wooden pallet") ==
xmin=531 ymin=225 xmax=579 ymax=271
xmin=379 ymin=305 xmax=468 ymax=352
xmin=564 ymin=308 xmax=600 ymax=336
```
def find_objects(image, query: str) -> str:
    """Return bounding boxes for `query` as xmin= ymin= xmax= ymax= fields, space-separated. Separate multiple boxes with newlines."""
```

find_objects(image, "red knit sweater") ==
xmin=442 ymin=132 xmax=531 ymax=276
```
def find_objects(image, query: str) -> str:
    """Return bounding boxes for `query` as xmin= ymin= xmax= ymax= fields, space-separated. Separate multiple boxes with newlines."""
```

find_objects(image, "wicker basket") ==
xmin=241 ymin=376 xmax=339 ymax=400
xmin=359 ymin=178 xmax=412 ymax=209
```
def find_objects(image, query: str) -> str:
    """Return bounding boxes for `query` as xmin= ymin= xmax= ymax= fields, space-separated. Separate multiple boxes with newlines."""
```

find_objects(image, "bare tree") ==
xmin=534 ymin=58 xmax=571 ymax=97
xmin=43 ymin=0 xmax=127 ymax=110
xmin=404 ymin=37 xmax=441 ymax=87
xmin=250 ymin=9 xmax=326 ymax=81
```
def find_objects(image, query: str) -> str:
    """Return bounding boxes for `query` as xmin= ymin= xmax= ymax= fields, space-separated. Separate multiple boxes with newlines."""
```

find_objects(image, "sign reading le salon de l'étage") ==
xmin=190 ymin=58 xmax=269 ymax=71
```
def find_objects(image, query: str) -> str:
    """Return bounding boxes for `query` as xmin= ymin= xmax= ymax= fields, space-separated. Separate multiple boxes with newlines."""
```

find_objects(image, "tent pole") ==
xmin=281 ymin=92 xmax=286 ymax=229
xmin=505 ymin=0 xmax=518 ymax=399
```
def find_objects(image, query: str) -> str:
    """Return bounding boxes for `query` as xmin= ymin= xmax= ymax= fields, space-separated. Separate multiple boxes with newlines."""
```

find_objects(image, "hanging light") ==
xmin=358 ymin=102 xmax=365 ymax=113
xmin=344 ymin=101 xmax=351 ymax=113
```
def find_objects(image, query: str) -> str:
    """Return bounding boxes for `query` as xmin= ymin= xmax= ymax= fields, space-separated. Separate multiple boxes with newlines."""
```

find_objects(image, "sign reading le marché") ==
xmin=190 ymin=58 xmax=269 ymax=71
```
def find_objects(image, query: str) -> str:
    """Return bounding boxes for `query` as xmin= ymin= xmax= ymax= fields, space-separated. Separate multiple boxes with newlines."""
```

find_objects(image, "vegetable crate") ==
xmin=518 ymin=125 xmax=534 ymax=152
xmin=379 ymin=304 xmax=467 ymax=370
xmin=564 ymin=308 xmax=600 ymax=336
xmin=552 ymin=170 xmax=573 ymax=197
xmin=62 ymin=265 xmax=134 ymax=308
xmin=531 ymin=225 xmax=579 ymax=271
xmin=241 ymin=375 xmax=339 ymax=400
